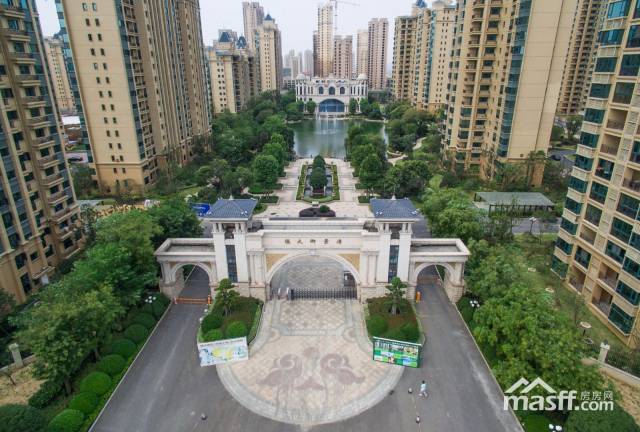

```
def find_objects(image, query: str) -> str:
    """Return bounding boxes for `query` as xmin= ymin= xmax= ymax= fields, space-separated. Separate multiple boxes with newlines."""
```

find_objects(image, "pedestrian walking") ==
xmin=419 ymin=380 xmax=428 ymax=398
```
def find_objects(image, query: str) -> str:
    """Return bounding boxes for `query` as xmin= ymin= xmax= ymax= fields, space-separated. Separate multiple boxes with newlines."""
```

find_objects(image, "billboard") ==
xmin=190 ymin=203 xmax=211 ymax=217
xmin=372 ymin=337 xmax=421 ymax=368
xmin=198 ymin=337 xmax=249 ymax=367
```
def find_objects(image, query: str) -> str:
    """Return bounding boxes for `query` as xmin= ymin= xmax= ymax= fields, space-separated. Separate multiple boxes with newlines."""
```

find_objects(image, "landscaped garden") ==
xmin=296 ymin=155 xmax=340 ymax=202
xmin=365 ymin=278 xmax=421 ymax=343
xmin=197 ymin=279 xmax=263 ymax=344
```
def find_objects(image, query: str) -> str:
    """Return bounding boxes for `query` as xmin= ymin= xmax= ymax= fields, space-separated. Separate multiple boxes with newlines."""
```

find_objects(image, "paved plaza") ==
xmin=218 ymin=300 xmax=402 ymax=425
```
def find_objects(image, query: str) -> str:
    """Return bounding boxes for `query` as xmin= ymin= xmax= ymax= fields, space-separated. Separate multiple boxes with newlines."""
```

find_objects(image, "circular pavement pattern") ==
xmin=217 ymin=300 xmax=404 ymax=425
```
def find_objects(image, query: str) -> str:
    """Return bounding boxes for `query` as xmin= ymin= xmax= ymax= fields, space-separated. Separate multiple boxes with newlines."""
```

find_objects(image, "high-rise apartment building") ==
xmin=444 ymin=0 xmax=576 ymax=185
xmin=0 ymin=0 xmax=83 ymax=302
xmin=313 ymin=31 xmax=319 ymax=76
xmin=255 ymin=15 xmax=283 ymax=91
xmin=316 ymin=2 xmax=334 ymax=77
xmin=333 ymin=36 xmax=353 ymax=79
xmin=44 ymin=36 xmax=75 ymax=114
xmin=304 ymin=49 xmax=314 ymax=76
xmin=367 ymin=18 xmax=389 ymax=90
xmin=208 ymin=33 xmax=253 ymax=114
xmin=553 ymin=0 xmax=640 ymax=347
xmin=284 ymin=49 xmax=302 ymax=78
xmin=56 ymin=0 xmax=212 ymax=195
xmin=423 ymin=1 xmax=455 ymax=111
xmin=356 ymin=29 xmax=368 ymax=77
xmin=242 ymin=1 xmax=264 ymax=52
xmin=392 ymin=15 xmax=417 ymax=101
xmin=557 ymin=0 xmax=606 ymax=116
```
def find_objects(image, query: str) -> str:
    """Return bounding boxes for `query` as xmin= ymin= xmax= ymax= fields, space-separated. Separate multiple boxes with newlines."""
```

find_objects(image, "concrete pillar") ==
xmin=598 ymin=342 xmax=610 ymax=364
xmin=444 ymin=279 xmax=465 ymax=303
xmin=397 ymin=231 xmax=412 ymax=281
xmin=8 ymin=343 xmax=23 ymax=368
xmin=360 ymin=252 xmax=369 ymax=285
xmin=376 ymin=226 xmax=391 ymax=284
xmin=212 ymin=231 xmax=228 ymax=280
xmin=234 ymin=231 xmax=249 ymax=283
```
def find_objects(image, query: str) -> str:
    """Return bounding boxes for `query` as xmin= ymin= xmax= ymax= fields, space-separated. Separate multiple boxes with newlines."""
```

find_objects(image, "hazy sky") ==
xmin=34 ymin=0 xmax=425 ymax=54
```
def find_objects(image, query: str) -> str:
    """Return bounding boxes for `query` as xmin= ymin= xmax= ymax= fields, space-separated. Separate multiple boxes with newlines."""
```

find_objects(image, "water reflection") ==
xmin=292 ymin=118 xmax=386 ymax=159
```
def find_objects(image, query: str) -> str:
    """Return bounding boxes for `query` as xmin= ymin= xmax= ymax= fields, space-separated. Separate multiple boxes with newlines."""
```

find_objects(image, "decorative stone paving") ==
xmin=217 ymin=300 xmax=404 ymax=425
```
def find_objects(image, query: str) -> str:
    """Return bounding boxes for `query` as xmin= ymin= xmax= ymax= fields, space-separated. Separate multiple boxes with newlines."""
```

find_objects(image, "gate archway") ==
xmin=319 ymin=98 xmax=345 ymax=113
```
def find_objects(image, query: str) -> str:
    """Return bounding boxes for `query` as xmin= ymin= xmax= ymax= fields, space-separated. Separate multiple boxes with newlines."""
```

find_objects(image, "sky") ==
xmin=34 ymin=0 xmax=424 ymax=54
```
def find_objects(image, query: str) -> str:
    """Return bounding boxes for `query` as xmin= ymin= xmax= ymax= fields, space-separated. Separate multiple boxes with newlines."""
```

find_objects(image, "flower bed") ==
xmin=198 ymin=296 xmax=263 ymax=343
xmin=297 ymin=163 xmax=340 ymax=203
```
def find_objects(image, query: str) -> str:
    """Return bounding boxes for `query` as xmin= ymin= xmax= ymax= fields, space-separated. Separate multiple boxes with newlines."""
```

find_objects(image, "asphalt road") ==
xmin=91 ymin=267 xmax=522 ymax=432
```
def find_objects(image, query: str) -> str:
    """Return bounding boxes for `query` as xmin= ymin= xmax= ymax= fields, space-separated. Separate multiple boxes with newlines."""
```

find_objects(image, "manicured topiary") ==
xmin=28 ymin=379 xmax=61 ymax=409
xmin=67 ymin=392 xmax=98 ymax=416
xmin=383 ymin=327 xmax=406 ymax=341
xmin=565 ymin=403 xmax=640 ymax=432
xmin=79 ymin=372 xmax=112 ymax=396
xmin=139 ymin=303 xmax=154 ymax=315
xmin=203 ymin=329 xmax=224 ymax=342
xmin=131 ymin=313 xmax=156 ymax=330
xmin=124 ymin=324 xmax=149 ymax=344
xmin=0 ymin=404 xmax=47 ymax=432
xmin=97 ymin=354 xmax=126 ymax=377
xmin=366 ymin=314 xmax=388 ymax=337
xmin=201 ymin=313 xmax=224 ymax=334
xmin=109 ymin=338 xmax=136 ymax=358
xmin=47 ymin=409 xmax=84 ymax=432
xmin=521 ymin=413 xmax=553 ymax=432
xmin=401 ymin=323 xmax=420 ymax=342
xmin=151 ymin=299 xmax=167 ymax=319
xmin=225 ymin=321 xmax=248 ymax=338
xmin=155 ymin=292 xmax=170 ymax=306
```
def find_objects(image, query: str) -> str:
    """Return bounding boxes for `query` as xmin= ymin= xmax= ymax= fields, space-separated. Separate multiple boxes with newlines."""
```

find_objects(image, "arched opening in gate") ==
xmin=414 ymin=263 xmax=453 ymax=301
xmin=159 ymin=261 xmax=217 ymax=300
xmin=268 ymin=254 xmax=359 ymax=300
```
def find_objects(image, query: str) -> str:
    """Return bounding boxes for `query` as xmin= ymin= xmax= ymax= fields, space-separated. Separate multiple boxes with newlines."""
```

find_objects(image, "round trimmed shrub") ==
xmin=0 ymin=404 xmax=47 ymax=432
xmin=97 ymin=354 xmax=126 ymax=377
xmin=225 ymin=321 xmax=248 ymax=338
xmin=155 ymin=292 xmax=170 ymax=306
xmin=131 ymin=313 xmax=156 ymax=330
xmin=124 ymin=324 xmax=149 ymax=344
xmin=203 ymin=329 xmax=224 ymax=342
xmin=67 ymin=392 xmax=98 ymax=416
xmin=366 ymin=315 xmax=388 ymax=337
xmin=201 ymin=313 xmax=223 ymax=334
xmin=79 ymin=372 xmax=112 ymax=396
xmin=28 ymin=379 xmax=61 ymax=409
xmin=139 ymin=303 xmax=154 ymax=315
xmin=401 ymin=323 xmax=420 ymax=342
xmin=151 ymin=300 xmax=167 ymax=319
xmin=47 ymin=409 xmax=84 ymax=432
xmin=521 ymin=414 xmax=553 ymax=432
xmin=565 ymin=403 xmax=640 ymax=432
xmin=109 ymin=338 xmax=136 ymax=358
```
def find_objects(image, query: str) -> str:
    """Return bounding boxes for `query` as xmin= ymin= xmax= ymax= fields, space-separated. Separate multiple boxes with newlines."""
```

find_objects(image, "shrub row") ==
xmin=366 ymin=314 xmax=420 ymax=343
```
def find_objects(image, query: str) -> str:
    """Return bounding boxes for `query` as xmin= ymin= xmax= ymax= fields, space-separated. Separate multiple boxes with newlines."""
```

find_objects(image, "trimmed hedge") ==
xmin=203 ymin=329 xmax=224 ymax=342
xmin=401 ymin=323 xmax=420 ymax=342
xmin=565 ymin=403 xmax=640 ymax=432
xmin=97 ymin=354 xmax=126 ymax=377
xmin=383 ymin=327 xmax=405 ymax=341
xmin=124 ymin=324 xmax=149 ymax=344
xmin=366 ymin=314 xmax=388 ymax=337
xmin=151 ymin=300 xmax=166 ymax=320
xmin=67 ymin=392 xmax=98 ymax=416
xmin=28 ymin=379 xmax=61 ymax=409
xmin=79 ymin=372 xmax=112 ymax=396
xmin=0 ymin=404 xmax=47 ymax=432
xmin=201 ymin=313 xmax=223 ymax=334
xmin=225 ymin=321 xmax=248 ymax=338
xmin=131 ymin=313 xmax=156 ymax=330
xmin=47 ymin=409 xmax=84 ymax=432
xmin=108 ymin=338 xmax=136 ymax=359
xmin=139 ymin=303 xmax=154 ymax=315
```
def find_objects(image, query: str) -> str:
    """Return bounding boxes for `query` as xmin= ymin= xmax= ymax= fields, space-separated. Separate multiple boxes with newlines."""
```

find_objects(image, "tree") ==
xmin=94 ymin=210 xmax=161 ymax=282
xmin=309 ymin=166 xmax=328 ymax=190
xmin=148 ymin=198 xmax=203 ymax=247
xmin=359 ymin=98 xmax=371 ymax=116
xmin=565 ymin=115 xmax=582 ymax=143
xmin=349 ymin=98 xmax=358 ymax=115
xmin=385 ymin=277 xmax=407 ymax=315
xmin=312 ymin=155 xmax=326 ymax=169
xmin=71 ymin=165 xmax=95 ymax=198
xmin=368 ymin=102 xmax=383 ymax=119
xmin=262 ymin=141 xmax=288 ymax=170
xmin=551 ymin=125 xmax=564 ymax=143
xmin=286 ymin=102 xmax=303 ymax=121
xmin=17 ymin=284 xmax=123 ymax=394
xmin=215 ymin=279 xmax=239 ymax=316
xmin=383 ymin=160 xmax=430 ymax=197
xmin=252 ymin=154 xmax=279 ymax=190
xmin=358 ymin=154 xmax=384 ymax=196
xmin=305 ymin=100 xmax=317 ymax=114
xmin=194 ymin=165 xmax=213 ymax=186
xmin=565 ymin=403 xmax=639 ymax=432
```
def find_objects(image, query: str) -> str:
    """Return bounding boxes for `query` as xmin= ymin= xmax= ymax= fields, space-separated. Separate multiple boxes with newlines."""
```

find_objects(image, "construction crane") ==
xmin=330 ymin=0 xmax=360 ymax=33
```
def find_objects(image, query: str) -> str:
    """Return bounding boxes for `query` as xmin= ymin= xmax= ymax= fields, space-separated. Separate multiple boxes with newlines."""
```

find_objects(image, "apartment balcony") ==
xmin=0 ymin=4 xmax=26 ymax=18
xmin=579 ymin=228 xmax=597 ymax=246
xmin=2 ymin=97 xmax=15 ymax=110
xmin=622 ymin=168 xmax=640 ymax=194
xmin=42 ymin=172 xmax=63 ymax=186
xmin=1 ymin=27 xmax=30 ymax=41
xmin=51 ymin=205 xmax=77 ymax=223
xmin=37 ymin=154 xmax=58 ymax=169
xmin=23 ymin=95 xmax=45 ymax=108
xmin=593 ymin=297 xmax=612 ymax=316
xmin=10 ymin=52 xmax=35 ymax=63
xmin=47 ymin=190 xmax=67 ymax=205
xmin=599 ymin=269 xmax=619 ymax=291
xmin=606 ymin=119 xmax=625 ymax=131
xmin=28 ymin=115 xmax=51 ymax=128
xmin=33 ymin=136 xmax=55 ymax=149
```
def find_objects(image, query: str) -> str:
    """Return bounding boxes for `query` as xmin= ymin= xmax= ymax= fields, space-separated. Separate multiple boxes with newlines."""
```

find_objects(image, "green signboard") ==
xmin=372 ymin=337 xmax=422 ymax=368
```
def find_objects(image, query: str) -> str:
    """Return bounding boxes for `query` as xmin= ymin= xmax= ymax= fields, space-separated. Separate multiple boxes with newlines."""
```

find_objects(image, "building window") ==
xmin=555 ymin=237 xmax=573 ymax=255
xmin=620 ymin=54 xmax=640 ymax=76
xmin=584 ymin=108 xmax=605 ymax=124
xmin=617 ymin=193 xmax=639 ymax=219
xmin=608 ymin=303 xmax=634 ymax=334
xmin=611 ymin=217 xmax=633 ymax=243
xmin=607 ymin=0 xmax=630 ymax=18
xmin=598 ymin=29 xmax=624 ymax=46
xmin=605 ymin=240 xmax=626 ymax=264
xmin=580 ymin=132 xmax=599 ymax=148
xmin=590 ymin=182 xmax=608 ymax=204
xmin=596 ymin=57 xmax=617 ymax=73
xmin=589 ymin=84 xmax=610 ymax=99
xmin=629 ymin=25 xmax=640 ymax=48
xmin=613 ymin=82 xmax=635 ymax=104
xmin=574 ymin=247 xmax=591 ymax=269
xmin=585 ymin=204 xmax=602 ymax=225
xmin=595 ymin=158 xmax=614 ymax=180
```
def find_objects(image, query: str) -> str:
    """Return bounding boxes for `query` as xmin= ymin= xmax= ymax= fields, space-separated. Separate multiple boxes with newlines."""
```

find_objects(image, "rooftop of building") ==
xmin=200 ymin=198 xmax=257 ymax=220
xmin=473 ymin=192 xmax=555 ymax=210
xmin=370 ymin=197 xmax=420 ymax=219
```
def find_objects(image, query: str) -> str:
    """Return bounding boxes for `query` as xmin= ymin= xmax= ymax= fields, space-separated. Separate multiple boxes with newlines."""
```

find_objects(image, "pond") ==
xmin=291 ymin=118 xmax=386 ymax=159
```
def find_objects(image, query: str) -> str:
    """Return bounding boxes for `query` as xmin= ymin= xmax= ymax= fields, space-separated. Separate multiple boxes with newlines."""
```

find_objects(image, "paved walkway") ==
xmin=218 ymin=300 xmax=403 ymax=425
xmin=257 ymin=158 xmax=371 ymax=219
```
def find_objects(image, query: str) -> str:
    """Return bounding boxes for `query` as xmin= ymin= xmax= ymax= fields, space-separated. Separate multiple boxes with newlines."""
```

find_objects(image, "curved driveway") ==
xmin=90 ymin=268 xmax=521 ymax=432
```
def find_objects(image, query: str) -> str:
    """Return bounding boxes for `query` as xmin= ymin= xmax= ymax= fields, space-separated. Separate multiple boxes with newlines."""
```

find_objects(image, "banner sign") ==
xmin=198 ymin=337 xmax=248 ymax=367
xmin=372 ymin=337 xmax=421 ymax=368
xmin=190 ymin=203 xmax=211 ymax=217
